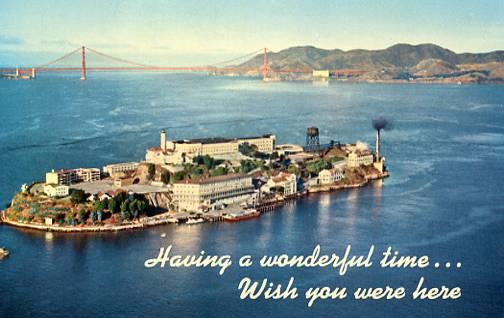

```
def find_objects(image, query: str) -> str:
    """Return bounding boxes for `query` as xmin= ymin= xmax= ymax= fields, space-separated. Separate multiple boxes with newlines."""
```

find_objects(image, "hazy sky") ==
xmin=0 ymin=0 xmax=503 ymax=65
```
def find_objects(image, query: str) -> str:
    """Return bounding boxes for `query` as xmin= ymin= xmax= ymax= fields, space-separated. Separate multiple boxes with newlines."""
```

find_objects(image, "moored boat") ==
xmin=223 ymin=209 xmax=260 ymax=222
xmin=186 ymin=218 xmax=204 ymax=225
xmin=0 ymin=247 xmax=9 ymax=258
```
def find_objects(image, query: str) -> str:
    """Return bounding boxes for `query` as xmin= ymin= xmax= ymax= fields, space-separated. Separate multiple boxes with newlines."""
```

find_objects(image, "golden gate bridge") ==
xmin=0 ymin=46 xmax=366 ymax=80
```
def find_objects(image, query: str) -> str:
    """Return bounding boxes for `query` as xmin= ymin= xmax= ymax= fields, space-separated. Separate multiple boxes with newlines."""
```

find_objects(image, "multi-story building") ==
xmin=43 ymin=184 xmax=70 ymax=197
xmin=146 ymin=130 xmax=276 ymax=164
xmin=45 ymin=168 xmax=101 ymax=186
xmin=173 ymin=173 xmax=254 ymax=211
xmin=347 ymin=150 xmax=374 ymax=167
xmin=103 ymin=162 xmax=139 ymax=175
xmin=318 ymin=168 xmax=344 ymax=185
xmin=262 ymin=172 xmax=297 ymax=197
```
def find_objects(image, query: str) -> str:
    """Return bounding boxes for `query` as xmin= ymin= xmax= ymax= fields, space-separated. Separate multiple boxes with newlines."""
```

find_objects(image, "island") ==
xmin=1 ymin=123 xmax=389 ymax=232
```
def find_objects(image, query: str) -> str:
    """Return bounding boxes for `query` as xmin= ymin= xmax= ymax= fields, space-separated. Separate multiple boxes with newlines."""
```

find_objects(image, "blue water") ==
xmin=1 ymin=73 xmax=504 ymax=317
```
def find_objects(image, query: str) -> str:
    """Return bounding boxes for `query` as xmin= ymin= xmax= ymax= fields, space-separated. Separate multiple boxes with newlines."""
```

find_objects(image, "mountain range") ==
xmin=237 ymin=43 xmax=504 ymax=83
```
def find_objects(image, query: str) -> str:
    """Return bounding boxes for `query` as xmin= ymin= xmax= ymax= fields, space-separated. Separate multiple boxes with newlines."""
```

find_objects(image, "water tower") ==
xmin=306 ymin=127 xmax=320 ymax=150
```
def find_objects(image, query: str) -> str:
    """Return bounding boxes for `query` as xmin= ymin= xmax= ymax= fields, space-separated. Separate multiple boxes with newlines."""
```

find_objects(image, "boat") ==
xmin=160 ymin=233 xmax=166 ymax=238
xmin=0 ymin=247 xmax=9 ymax=258
xmin=186 ymin=218 xmax=204 ymax=225
xmin=223 ymin=209 xmax=260 ymax=222
xmin=166 ymin=218 xmax=179 ymax=224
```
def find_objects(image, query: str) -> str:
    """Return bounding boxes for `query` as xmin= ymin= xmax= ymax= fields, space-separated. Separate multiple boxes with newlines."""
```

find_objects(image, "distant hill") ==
xmin=237 ymin=43 xmax=504 ymax=83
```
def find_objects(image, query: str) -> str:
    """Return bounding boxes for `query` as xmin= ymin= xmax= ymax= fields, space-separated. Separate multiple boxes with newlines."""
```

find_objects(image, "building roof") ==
xmin=175 ymin=173 xmax=249 ymax=185
xmin=270 ymin=172 xmax=295 ymax=184
xmin=173 ymin=134 xmax=274 ymax=145
xmin=104 ymin=162 xmax=139 ymax=167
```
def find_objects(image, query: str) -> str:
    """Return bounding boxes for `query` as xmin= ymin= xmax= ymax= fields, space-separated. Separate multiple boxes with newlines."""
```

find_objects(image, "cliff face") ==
xmin=238 ymin=44 xmax=504 ymax=83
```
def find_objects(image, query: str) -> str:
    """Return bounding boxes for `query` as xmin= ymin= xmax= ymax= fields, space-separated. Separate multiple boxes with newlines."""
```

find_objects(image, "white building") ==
xmin=44 ymin=184 xmax=70 ymax=197
xmin=262 ymin=172 xmax=297 ymax=197
xmin=173 ymin=173 xmax=254 ymax=211
xmin=347 ymin=150 xmax=374 ymax=167
xmin=275 ymin=144 xmax=304 ymax=156
xmin=146 ymin=130 xmax=276 ymax=164
xmin=103 ymin=162 xmax=139 ymax=175
xmin=318 ymin=168 xmax=344 ymax=185
xmin=45 ymin=168 xmax=100 ymax=185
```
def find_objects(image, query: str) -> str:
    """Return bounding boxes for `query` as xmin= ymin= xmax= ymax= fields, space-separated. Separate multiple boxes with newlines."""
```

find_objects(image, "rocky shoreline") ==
xmin=0 ymin=171 xmax=389 ymax=233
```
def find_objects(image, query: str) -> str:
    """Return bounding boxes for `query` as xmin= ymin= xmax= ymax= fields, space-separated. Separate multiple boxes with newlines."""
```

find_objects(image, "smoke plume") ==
xmin=372 ymin=118 xmax=392 ymax=131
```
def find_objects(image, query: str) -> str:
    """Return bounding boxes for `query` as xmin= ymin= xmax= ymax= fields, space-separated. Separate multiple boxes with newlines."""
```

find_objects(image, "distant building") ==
xmin=275 ymin=144 xmax=304 ymax=156
xmin=173 ymin=173 xmax=254 ymax=211
xmin=114 ymin=177 xmax=133 ymax=188
xmin=312 ymin=70 xmax=330 ymax=80
xmin=347 ymin=150 xmax=374 ymax=167
xmin=103 ymin=162 xmax=139 ymax=175
xmin=45 ymin=168 xmax=100 ymax=185
xmin=262 ymin=172 xmax=297 ymax=197
xmin=318 ymin=168 xmax=344 ymax=185
xmin=43 ymin=184 xmax=70 ymax=197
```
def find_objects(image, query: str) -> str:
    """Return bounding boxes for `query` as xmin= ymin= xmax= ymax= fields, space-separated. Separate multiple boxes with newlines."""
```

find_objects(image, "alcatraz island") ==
xmin=1 ymin=121 xmax=389 ymax=232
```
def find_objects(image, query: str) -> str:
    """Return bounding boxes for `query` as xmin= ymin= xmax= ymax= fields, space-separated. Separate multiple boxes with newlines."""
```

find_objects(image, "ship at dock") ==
xmin=223 ymin=209 xmax=260 ymax=222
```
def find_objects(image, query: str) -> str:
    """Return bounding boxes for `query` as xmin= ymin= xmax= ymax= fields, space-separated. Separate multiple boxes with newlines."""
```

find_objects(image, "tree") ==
xmin=137 ymin=200 xmax=147 ymax=214
xmin=120 ymin=200 xmax=129 ymax=213
xmin=288 ymin=164 xmax=299 ymax=175
xmin=114 ymin=191 xmax=128 ymax=204
xmin=147 ymin=164 xmax=156 ymax=180
xmin=97 ymin=211 xmax=103 ymax=222
xmin=102 ymin=198 xmax=109 ymax=210
xmin=129 ymin=200 xmax=138 ymax=217
xmin=65 ymin=212 xmax=75 ymax=225
xmin=239 ymin=143 xmax=258 ymax=157
xmin=120 ymin=209 xmax=131 ymax=221
xmin=70 ymin=189 xmax=87 ymax=204
xmin=161 ymin=170 xmax=170 ymax=184
xmin=94 ymin=200 xmax=106 ymax=213
xmin=79 ymin=208 xmax=87 ymax=223
xmin=174 ymin=171 xmax=186 ymax=181
xmin=210 ymin=166 xmax=227 ymax=177
xmin=108 ymin=197 xmax=119 ymax=213
xmin=90 ymin=211 xmax=98 ymax=223
xmin=270 ymin=151 xmax=279 ymax=160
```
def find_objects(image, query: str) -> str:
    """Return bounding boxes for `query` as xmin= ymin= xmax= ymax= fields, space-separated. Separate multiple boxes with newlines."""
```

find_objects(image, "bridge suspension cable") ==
xmin=36 ymin=47 xmax=82 ymax=68
xmin=210 ymin=49 xmax=264 ymax=67
xmin=85 ymin=47 xmax=156 ymax=68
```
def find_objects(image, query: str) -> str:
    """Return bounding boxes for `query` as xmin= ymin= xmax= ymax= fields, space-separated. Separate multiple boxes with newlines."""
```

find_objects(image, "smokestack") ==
xmin=372 ymin=118 xmax=391 ymax=163
xmin=160 ymin=129 xmax=166 ymax=152
xmin=376 ymin=129 xmax=380 ymax=162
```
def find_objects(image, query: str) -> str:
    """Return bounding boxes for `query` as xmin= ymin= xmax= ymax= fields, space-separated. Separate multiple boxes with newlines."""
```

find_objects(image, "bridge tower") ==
xmin=260 ymin=48 xmax=271 ymax=79
xmin=80 ymin=46 xmax=86 ymax=80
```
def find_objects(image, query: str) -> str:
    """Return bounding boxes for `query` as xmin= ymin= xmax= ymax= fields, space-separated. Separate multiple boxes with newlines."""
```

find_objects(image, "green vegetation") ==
xmin=210 ymin=166 xmax=227 ymax=177
xmin=306 ymin=160 xmax=332 ymax=176
xmin=330 ymin=156 xmax=345 ymax=163
xmin=147 ymin=163 xmax=156 ymax=180
xmin=288 ymin=164 xmax=299 ymax=175
xmin=240 ymin=159 xmax=265 ymax=174
xmin=239 ymin=143 xmax=268 ymax=159
xmin=70 ymin=189 xmax=87 ymax=204
xmin=161 ymin=170 xmax=170 ymax=184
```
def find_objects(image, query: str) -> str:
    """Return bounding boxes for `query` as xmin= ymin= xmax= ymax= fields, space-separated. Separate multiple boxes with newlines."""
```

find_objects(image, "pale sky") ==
xmin=0 ymin=0 xmax=503 ymax=66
